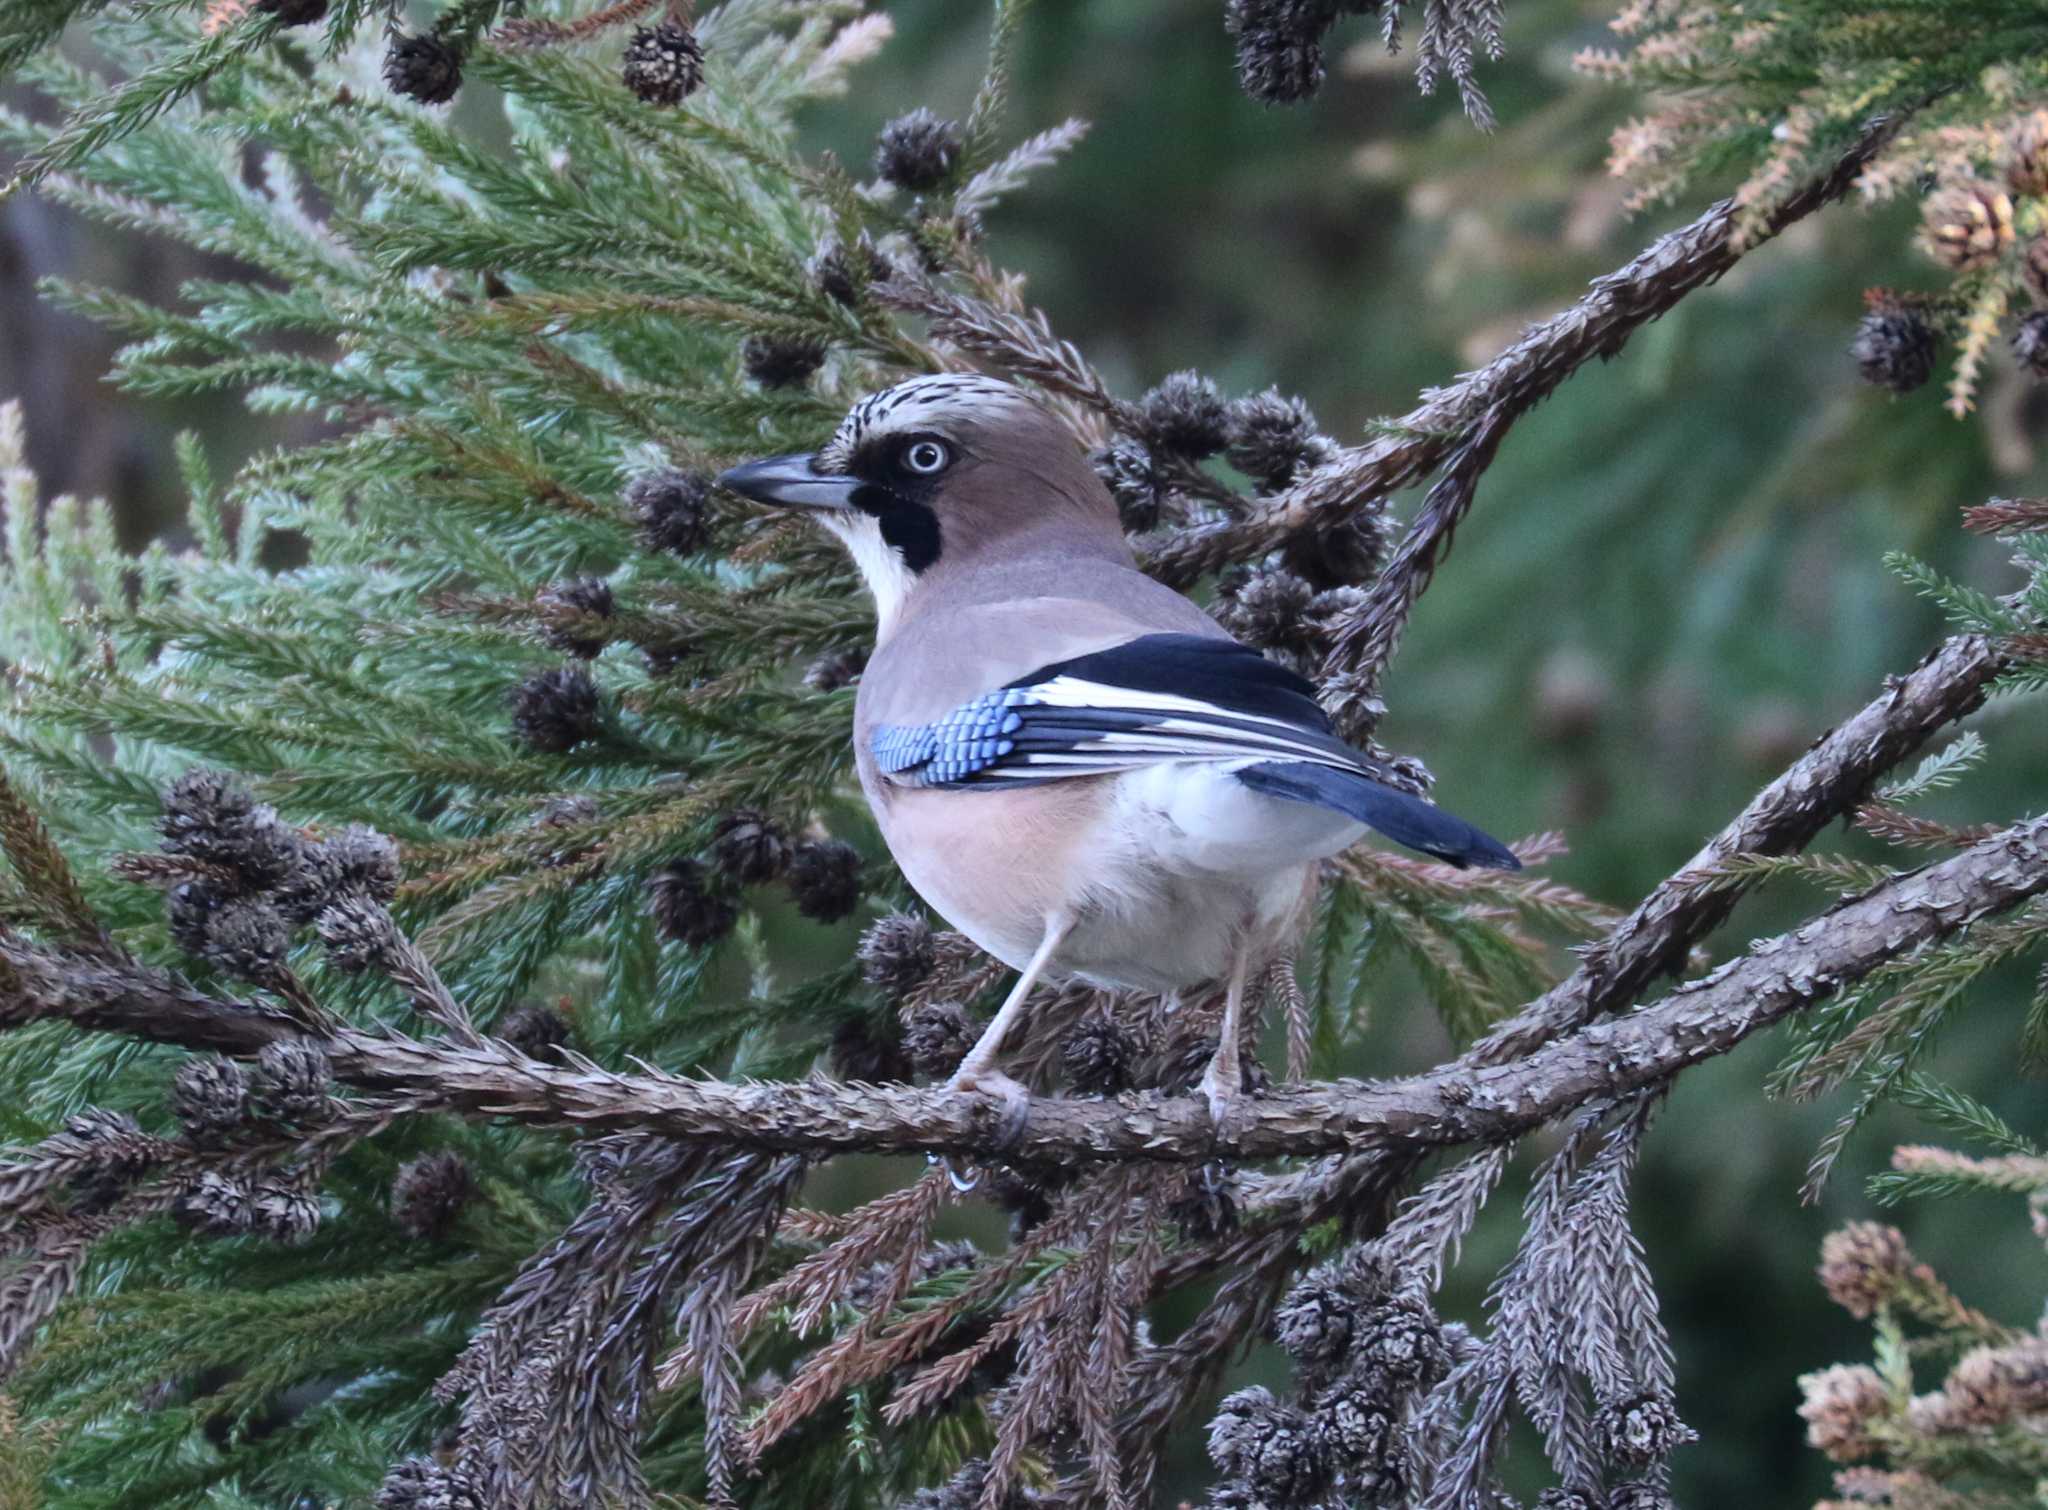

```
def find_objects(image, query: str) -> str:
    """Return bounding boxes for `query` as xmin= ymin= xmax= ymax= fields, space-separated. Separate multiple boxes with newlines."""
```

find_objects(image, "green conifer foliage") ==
xmin=0 ymin=1 xmax=2045 ymax=1506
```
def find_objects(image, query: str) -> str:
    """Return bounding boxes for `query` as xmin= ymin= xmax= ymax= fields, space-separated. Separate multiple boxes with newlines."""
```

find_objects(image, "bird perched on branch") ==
xmin=720 ymin=375 xmax=1517 ymax=1126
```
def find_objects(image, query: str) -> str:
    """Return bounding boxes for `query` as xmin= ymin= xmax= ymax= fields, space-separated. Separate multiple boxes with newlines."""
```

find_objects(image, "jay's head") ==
xmin=717 ymin=375 xmax=1122 ymax=636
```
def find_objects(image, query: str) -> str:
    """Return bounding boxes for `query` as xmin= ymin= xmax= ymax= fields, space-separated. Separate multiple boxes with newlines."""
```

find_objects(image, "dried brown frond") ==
xmin=1946 ymin=282 xmax=2009 ymax=419
xmin=1890 ymin=1144 xmax=2048 ymax=1194
xmin=108 ymin=851 xmax=240 ymax=889
xmin=0 ymin=766 xmax=109 ymax=953
xmin=1268 ymin=957 xmax=1310 ymax=1082
xmin=740 ymin=1171 xmax=1106 ymax=1460
xmin=493 ymin=0 xmax=658 ymax=48
xmin=1961 ymin=497 xmax=2048 ymax=533
xmin=870 ymin=274 xmax=1134 ymax=434
xmin=1854 ymin=805 xmax=2000 ymax=849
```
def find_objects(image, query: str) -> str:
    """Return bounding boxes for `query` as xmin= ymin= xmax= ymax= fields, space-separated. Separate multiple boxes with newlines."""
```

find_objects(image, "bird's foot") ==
xmin=946 ymin=1066 xmax=1032 ymax=1149
xmin=1199 ymin=1058 xmax=1247 ymax=1132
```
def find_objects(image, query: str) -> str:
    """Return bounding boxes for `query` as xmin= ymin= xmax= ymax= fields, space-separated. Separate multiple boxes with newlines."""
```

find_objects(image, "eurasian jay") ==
xmin=719 ymin=374 xmax=1518 ymax=1123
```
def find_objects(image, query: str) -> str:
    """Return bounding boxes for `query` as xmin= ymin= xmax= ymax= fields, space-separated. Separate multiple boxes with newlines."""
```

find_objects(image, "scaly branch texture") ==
xmin=5 ymin=812 xmax=2047 ymax=1163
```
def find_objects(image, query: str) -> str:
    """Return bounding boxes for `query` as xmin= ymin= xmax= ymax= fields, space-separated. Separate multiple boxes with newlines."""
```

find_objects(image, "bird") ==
xmin=719 ymin=374 xmax=1519 ymax=1126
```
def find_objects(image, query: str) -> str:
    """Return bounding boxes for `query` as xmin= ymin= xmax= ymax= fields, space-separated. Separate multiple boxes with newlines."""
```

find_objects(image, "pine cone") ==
xmin=1593 ymin=1391 xmax=1697 ymax=1466
xmin=255 ymin=0 xmax=328 ymax=25
xmin=1924 ymin=180 xmax=2015 ymax=271
xmin=801 ymin=646 xmax=867 ymax=692
xmin=1313 ymin=1370 xmax=1407 ymax=1493
xmin=2006 ymin=109 xmax=2048 ymax=197
xmin=536 ymin=577 xmax=616 ymax=659
xmin=1938 ymin=1339 xmax=2048 ymax=1426
xmin=741 ymin=332 xmax=827 ymax=389
xmin=873 ymin=108 xmax=962 ymax=191
xmin=382 ymin=32 xmax=462 ymax=105
xmin=497 ymin=1002 xmax=574 ymax=1060
xmin=1213 ymin=565 xmax=1321 ymax=665
xmin=621 ymin=20 xmax=704 ymax=106
xmin=376 ymin=1457 xmax=483 ymax=1510
xmin=315 ymin=895 xmax=401 ymax=973
xmin=173 ymin=1170 xmax=256 ymax=1235
xmin=159 ymin=768 xmax=305 ymax=891
xmin=647 ymin=857 xmax=738 ymax=947
xmin=1272 ymin=1264 xmax=1356 ymax=1368
xmin=1207 ymin=1386 xmax=1330 ymax=1505
xmin=1797 ymin=1363 xmax=1889 ymax=1462
xmin=1818 ymin=1221 xmax=1914 ymax=1318
xmin=1225 ymin=388 xmax=1333 ymax=492
xmin=166 ymin=880 xmax=222 ymax=958
xmin=625 ymin=466 xmax=714 ymax=556
xmin=203 ymin=895 xmax=292 ymax=984
xmin=786 ymin=838 xmax=863 ymax=922
xmin=1060 ymin=1010 xmax=1134 ymax=1094
xmin=1138 ymin=370 xmax=1230 ymax=460
xmin=710 ymin=808 xmax=792 ymax=885
xmin=510 ymin=666 xmax=602 ymax=753
xmin=1225 ymin=0 xmax=1328 ymax=104
xmin=901 ymin=999 xmax=974 ymax=1077
xmin=2013 ymin=311 xmax=2048 ymax=377
xmin=1166 ymin=1161 xmax=1239 ymax=1242
xmin=251 ymin=1040 xmax=333 ymax=1125
xmin=810 ymin=233 xmax=889 ymax=307
xmin=1090 ymin=438 xmax=1165 ymax=533
xmin=1850 ymin=307 xmax=1937 ymax=394
xmin=391 ymin=1151 xmax=476 ymax=1240
xmin=830 ymin=1012 xmax=911 ymax=1083
xmin=278 ymin=822 xmax=402 ymax=922
xmin=1353 ymin=1291 xmax=1445 ymax=1389
xmin=171 ymin=1057 xmax=250 ymax=1144
xmin=857 ymin=911 xmax=937 ymax=997
xmin=1281 ymin=510 xmax=1393 ymax=591
xmin=2024 ymin=238 xmax=2048 ymax=305
xmin=250 ymin=1183 xmax=322 ymax=1243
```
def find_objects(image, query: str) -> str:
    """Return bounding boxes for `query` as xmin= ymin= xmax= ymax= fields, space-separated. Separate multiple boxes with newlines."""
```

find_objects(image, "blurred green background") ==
xmin=5 ymin=1 xmax=2046 ymax=1504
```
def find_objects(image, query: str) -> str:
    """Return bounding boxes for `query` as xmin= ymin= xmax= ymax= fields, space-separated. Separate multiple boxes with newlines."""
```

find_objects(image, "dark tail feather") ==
xmin=1237 ymin=760 xmax=1522 ymax=871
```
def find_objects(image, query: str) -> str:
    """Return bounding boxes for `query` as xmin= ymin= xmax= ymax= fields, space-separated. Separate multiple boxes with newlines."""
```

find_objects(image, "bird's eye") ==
xmin=901 ymin=439 xmax=950 ymax=475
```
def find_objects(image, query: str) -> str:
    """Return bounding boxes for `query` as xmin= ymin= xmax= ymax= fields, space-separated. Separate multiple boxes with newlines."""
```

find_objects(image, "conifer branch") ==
xmin=3 ymin=812 xmax=2044 ymax=1165
xmin=1141 ymin=103 xmax=1917 ymax=587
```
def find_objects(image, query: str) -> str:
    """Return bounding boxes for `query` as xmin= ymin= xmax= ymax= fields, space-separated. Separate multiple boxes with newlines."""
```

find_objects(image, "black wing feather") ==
xmin=876 ymin=632 xmax=1520 ymax=870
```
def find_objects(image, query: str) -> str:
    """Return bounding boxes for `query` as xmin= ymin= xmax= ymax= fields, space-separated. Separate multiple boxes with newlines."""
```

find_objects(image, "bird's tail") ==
xmin=1236 ymin=760 xmax=1521 ymax=871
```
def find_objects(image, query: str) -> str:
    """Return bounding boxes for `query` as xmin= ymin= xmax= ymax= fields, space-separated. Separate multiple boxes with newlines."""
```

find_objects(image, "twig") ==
xmin=1321 ymin=404 xmax=1512 ymax=711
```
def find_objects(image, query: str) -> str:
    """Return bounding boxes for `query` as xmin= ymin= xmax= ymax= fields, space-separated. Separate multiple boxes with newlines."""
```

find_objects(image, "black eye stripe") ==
xmin=879 ymin=502 xmax=941 ymax=572
xmin=846 ymin=483 xmax=943 ymax=574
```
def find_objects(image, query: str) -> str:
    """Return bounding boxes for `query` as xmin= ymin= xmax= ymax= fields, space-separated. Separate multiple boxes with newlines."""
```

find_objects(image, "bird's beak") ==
xmin=716 ymin=452 xmax=857 ymax=512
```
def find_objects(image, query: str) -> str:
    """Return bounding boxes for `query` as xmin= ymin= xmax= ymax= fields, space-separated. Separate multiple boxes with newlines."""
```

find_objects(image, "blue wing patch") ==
xmin=874 ymin=688 xmax=1028 ymax=785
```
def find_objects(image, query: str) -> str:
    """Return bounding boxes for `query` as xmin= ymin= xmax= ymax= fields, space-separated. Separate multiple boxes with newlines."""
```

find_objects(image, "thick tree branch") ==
xmin=1141 ymin=107 xmax=1911 ymax=587
xmin=5 ymin=812 xmax=2042 ymax=1164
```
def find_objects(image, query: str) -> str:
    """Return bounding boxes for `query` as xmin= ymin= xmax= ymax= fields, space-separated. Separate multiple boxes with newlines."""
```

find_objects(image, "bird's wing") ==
xmin=871 ymin=633 xmax=1519 ymax=870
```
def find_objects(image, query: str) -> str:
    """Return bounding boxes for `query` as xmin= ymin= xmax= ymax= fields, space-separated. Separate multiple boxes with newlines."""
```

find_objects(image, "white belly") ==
xmin=1056 ymin=763 xmax=1363 ymax=991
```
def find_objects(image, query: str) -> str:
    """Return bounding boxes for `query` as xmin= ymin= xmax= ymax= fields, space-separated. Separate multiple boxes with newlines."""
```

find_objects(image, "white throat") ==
xmin=823 ymin=513 xmax=918 ymax=641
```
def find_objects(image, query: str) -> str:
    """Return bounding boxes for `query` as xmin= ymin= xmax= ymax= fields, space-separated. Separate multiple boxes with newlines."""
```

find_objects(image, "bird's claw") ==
xmin=1199 ymin=1061 xmax=1246 ymax=1133
xmin=946 ymin=1067 xmax=1032 ymax=1150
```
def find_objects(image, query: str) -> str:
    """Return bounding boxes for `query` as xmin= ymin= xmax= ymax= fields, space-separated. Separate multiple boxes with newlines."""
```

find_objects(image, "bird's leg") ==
xmin=946 ymin=915 xmax=1070 ymax=1137
xmin=1199 ymin=944 xmax=1257 ymax=1129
